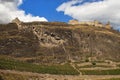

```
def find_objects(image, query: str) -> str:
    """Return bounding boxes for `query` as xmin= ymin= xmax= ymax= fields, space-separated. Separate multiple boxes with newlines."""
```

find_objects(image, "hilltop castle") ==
xmin=12 ymin=18 xmax=112 ymax=30
xmin=68 ymin=19 xmax=111 ymax=29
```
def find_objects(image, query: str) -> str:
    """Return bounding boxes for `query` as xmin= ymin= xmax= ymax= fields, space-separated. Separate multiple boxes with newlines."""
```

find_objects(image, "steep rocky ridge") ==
xmin=0 ymin=22 xmax=120 ymax=63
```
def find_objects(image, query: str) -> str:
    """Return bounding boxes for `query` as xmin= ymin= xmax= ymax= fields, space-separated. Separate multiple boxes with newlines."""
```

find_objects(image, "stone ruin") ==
xmin=12 ymin=17 xmax=23 ymax=29
xmin=12 ymin=17 xmax=21 ymax=26
xmin=12 ymin=18 xmax=112 ymax=30
xmin=68 ymin=19 xmax=112 ymax=29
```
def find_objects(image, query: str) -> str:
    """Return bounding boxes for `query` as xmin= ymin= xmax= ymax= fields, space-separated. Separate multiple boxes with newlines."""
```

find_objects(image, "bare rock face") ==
xmin=0 ymin=22 xmax=120 ymax=63
xmin=33 ymin=27 xmax=66 ymax=48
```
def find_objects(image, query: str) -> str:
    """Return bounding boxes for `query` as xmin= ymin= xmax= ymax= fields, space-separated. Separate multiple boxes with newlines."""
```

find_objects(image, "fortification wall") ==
xmin=0 ymin=23 xmax=18 ymax=31
xmin=79 ymin=22 xmax=94 ymax=25
xmin=68 ymin=19 xmax=107 ymax=28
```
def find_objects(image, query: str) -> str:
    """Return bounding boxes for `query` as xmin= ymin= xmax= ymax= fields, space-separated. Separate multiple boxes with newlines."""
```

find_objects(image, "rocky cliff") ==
xmin=0 ymin=22 xmax=120 ymax=64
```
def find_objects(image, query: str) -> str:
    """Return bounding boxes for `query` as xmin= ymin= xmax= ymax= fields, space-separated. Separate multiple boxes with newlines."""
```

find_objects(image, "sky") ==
xmin=19 ymin=0 xmax=72 ymax=22
xmin=0 ymin=0 xmax=120 ymax=30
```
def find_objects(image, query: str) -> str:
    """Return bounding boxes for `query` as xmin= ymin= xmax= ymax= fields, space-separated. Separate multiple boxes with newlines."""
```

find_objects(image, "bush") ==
xmin=0 ymin=75 xmax=3 ymax=80
xmin=85 ymin=59 xmax=89 ymax=62
xmin=92 ymin=62 xmax=96 ymax=65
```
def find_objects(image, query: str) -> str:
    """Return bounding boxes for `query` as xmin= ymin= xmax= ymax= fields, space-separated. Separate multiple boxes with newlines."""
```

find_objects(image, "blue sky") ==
xmin=19 ymin=0 xmax=102 ymax=22
xmin=19 ymin=0 xmax=72 ymax=22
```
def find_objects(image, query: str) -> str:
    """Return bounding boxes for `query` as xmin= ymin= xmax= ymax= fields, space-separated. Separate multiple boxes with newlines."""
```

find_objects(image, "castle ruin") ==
xmin=12 ymin=18 xmax=22 ymax=29
xmin=12 ymin=18 xmax=112 ymax=30
xmin=68 ymin=19 xmax=111 ymax=29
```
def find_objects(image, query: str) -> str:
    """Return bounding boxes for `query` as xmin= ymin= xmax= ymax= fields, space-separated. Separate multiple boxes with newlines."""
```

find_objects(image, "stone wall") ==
xmin=68 ymin=19 xmax=111 ymax=28
xmin=0 ymin=23 xmax=18 ymax=31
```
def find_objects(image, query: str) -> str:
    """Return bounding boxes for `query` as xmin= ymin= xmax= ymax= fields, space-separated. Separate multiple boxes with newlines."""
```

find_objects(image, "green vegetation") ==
xmin=78 ymin=65 xmax=112 ymax=68
xmin=0 ymin=75 xmax=4 ymax=80
xmin=80 ymin=69 xmax=120 ymax=75
xmin=0 ymin=58 xmax=79 ymax=75
xmin=92 ymin=62 xmax=96 ymax=65
xmin=102 ymin=78 xmax=120 ymax=80
xmin=85 ymin=59 xmax=89 ymax=62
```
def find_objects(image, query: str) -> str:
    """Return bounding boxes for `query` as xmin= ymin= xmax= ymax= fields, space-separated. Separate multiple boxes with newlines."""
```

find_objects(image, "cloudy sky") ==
xmin=0 ymin=0 xmax=120 ymax=30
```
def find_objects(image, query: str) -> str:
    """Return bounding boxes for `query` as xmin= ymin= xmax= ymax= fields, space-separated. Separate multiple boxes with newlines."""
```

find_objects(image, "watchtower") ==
xmin=12 ymin=17 xmax=21 ymax=25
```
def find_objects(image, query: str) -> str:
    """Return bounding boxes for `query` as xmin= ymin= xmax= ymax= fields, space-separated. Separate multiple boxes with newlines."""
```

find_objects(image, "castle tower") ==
xmin=105 ymin=21 xmax=111 ymax=29
xmin=12 ymin=17 xmax=21 ymax=25
xmin=12 ymin=17 xmax=22 ymax=29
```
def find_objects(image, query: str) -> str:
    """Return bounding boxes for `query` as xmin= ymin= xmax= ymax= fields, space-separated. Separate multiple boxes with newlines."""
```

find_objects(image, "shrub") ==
xmin=92 ymin=62 xmax=96 ymax=65
xmin=85 ymin=59 xmax=89 ymax=62
xmin=0 ymin=75 xmax=3 ymax=80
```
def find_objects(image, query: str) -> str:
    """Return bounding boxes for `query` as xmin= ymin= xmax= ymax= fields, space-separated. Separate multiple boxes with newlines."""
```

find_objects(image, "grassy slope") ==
xmin=0 ymin=58 xmax=79 ymax=75
xmin=80 ymin=69 xmax=120 ymax=75
xmin=0 ymin=56 xmax=120 ymax=75
xmin=102 ymin=78 xmax=120 ymax=80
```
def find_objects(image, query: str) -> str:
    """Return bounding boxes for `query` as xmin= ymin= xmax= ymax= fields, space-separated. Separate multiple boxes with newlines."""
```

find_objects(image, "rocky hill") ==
xmin=0 ymin=20 xmax=120 ymax=64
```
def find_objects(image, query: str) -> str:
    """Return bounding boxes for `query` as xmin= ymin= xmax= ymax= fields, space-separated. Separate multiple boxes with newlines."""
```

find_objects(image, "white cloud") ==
xmin=57 ymin=0 xmax=120 ymax=28
xmin=0 ymin=0 xmax=47 ymax=23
